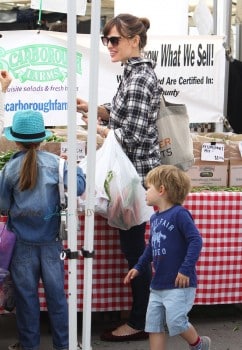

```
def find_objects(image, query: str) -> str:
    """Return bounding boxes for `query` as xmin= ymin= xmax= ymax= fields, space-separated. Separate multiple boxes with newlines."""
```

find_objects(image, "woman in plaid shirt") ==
xmin=77 ymin=13 xmax=162 ymax=341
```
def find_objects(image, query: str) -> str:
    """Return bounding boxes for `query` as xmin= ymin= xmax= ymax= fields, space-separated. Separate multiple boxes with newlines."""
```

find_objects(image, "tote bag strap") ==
xmin=160 ymin=93 xmax=166 ymax=109
xmin=160 ymin=93 xmax=186 ymax=112
xmin=58 ymin=158 xmax=66 ymax=208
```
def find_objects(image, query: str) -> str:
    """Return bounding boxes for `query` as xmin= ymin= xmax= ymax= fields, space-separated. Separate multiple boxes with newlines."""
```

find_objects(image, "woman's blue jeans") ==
xmin=119 ymin=222 xmax=152 ymax=330
xmin=10 ymin=239 xmax=68 ymax=350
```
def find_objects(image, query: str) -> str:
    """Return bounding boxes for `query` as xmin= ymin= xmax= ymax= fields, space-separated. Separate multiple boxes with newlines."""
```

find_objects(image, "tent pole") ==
xmin=215 ymin=0 xmax=232 ymax=131
xmin=67 ymin=1 xmax=78 ymax=349
xmin=213 ymin=0 xmax=217 ymax=34
xmin=220 ymin=0 xmax=232 ymax=121
xmin=82 ymin=1 xmax=101 ymax=350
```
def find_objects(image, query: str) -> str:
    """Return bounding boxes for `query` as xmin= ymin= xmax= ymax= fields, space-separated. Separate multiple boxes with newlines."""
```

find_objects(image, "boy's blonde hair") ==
xmin=145 ymin=165 xmax=191 ymax=205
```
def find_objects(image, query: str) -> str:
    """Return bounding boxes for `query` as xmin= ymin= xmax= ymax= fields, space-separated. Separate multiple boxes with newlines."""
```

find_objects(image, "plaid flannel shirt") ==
xmin=109 ymin=57 xmax=162 ymax=184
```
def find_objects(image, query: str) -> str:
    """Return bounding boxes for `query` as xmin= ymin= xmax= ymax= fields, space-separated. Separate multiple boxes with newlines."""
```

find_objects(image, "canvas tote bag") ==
xmin=156 ymin=95 xmax=194 ymax=171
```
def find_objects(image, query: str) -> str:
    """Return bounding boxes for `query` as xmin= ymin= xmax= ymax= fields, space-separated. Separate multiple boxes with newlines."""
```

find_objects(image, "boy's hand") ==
xmin=175 ymin=272 xmax=190 ymax=288
xmin=124 ymin=269 xmax=139 ymax=285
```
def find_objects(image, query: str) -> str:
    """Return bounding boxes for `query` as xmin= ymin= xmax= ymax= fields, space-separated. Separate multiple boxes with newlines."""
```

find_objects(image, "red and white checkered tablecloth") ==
xmin=22 ymin=191 xmax=242 ymax=311
xmin=38 ymin=215 xmax=136 ymax=312
xmin=184 ymin=192 xmax=242 ymax=305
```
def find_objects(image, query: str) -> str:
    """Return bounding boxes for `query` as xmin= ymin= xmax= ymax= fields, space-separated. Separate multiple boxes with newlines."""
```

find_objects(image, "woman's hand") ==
xmin=81 ymin=111 xmax=89 ymax=125
xmin=77 ymin=98 xmax=110 ymax=135
xmin=77 ymin=98 xmax=110 ymax=121
xmin=97 ymin=124 xmax=110 ymax=138
xmin=81 ymin=114 xmax=110 ymax=138
xmin=0 ymin=71 xmax=12 ymax=92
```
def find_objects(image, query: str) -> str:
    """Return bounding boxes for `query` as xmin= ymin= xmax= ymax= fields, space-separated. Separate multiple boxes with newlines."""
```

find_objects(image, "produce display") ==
xmin=191 ymin=186 xmax=242 ymax=192
xmin=0 ymin=133 xmax=65 ymax=170
xmin=0 ymin=130 xmax=242 ymax=192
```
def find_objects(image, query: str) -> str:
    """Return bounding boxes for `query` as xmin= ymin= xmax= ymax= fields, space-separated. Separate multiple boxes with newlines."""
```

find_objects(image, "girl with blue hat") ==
xmin=0 ymin=109 xmax=86 ymax=350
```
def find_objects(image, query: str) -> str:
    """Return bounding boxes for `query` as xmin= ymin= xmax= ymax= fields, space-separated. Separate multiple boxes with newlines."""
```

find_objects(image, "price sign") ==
xmin=61 ymin=141 xmax=86 ymax=161
xmin=201 ymin=142 xmax=225 ymax=162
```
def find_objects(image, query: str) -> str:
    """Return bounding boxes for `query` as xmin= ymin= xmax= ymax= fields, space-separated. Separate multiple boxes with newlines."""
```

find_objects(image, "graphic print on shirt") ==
xmin=151 ymin=217 xmax=174 ymax=257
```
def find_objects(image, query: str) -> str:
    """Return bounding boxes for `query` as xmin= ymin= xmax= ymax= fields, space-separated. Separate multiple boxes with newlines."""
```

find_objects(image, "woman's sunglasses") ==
xmin=101 ymin=36 xmax=122 ymax=47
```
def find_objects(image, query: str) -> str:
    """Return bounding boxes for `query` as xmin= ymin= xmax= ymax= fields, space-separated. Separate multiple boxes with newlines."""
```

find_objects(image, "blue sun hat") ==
xmin=4 ymin=110 xmax=52 ymax=142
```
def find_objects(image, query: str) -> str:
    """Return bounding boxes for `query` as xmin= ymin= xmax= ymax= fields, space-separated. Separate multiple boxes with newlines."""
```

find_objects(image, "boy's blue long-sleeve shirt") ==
xmin=0 ymin=150 xmax=86 ymax=243
xmin=134 ymin=205 xmax=203 ymax=289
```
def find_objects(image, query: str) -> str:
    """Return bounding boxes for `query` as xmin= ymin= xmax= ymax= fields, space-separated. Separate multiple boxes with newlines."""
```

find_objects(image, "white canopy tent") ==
xmin=48 ymin=1 xmax=234 ymax=349
xmin=0 ymin=1 xmax=236 ymax=349
xmin=66 ymin=3 xmax=233 ymax=350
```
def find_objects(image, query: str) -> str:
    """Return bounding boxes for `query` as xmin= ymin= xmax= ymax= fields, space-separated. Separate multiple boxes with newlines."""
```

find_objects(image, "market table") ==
xmin=184 ymin=191 xmax=242 ymax=304
xmin=2 ymin=191 xmax=242 ymax=313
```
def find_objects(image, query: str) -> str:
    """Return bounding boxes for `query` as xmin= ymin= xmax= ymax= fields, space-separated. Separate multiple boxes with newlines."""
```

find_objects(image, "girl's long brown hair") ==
xmin=18 ymin=143 xmax=40 ymax=191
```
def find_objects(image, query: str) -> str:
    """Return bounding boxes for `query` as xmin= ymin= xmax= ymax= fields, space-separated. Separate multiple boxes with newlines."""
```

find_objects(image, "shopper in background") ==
xmin=0 ymin=110 xmax=86 ymax=350
xmin=77 ymin=13 xmax=162 ymax=341
xmin=49 ymin=17 xmax=67 ymax=32
xmin=0 ymin=70 xmax=12 ymax=133
xmin=124 ymin=165 xmax=211 ymax=350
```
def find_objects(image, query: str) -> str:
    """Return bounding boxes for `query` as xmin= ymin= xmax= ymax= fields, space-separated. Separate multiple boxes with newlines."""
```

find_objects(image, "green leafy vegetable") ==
xmin=191 ymin=186 xmax=242 ymax=192
xmin=0 ymin=150 xmax=16 ymax=170
xmin=104 ymin=170 xmax=114 ymax=201
xmin=45 ymin=134 xmax=66 ymax=142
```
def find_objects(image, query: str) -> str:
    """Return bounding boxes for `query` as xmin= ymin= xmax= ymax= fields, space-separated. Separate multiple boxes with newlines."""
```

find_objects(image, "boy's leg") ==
xmin=200 ymin=336 xmax=212 ymax=350
xmin=149 ymin=332 xmax=166 ymax=350
xmin=180 ymin=324 xmax=200 ymax=344
xmin=180 ymin=325 xmax=212 ymax=348
xmin=145 ymin=289 xmax=167 ymax=350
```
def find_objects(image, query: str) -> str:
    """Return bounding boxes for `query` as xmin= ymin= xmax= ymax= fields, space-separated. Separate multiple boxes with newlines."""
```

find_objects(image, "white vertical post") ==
xmin=82 ymin=1 xmax=101 ymax=350
xmin=216 ymin=0 xmax=232 ymax=127
xmin=67 ymin=1 xmax=78 ymax=349
xmin=213 ymin=0 xmax=218 ymax=34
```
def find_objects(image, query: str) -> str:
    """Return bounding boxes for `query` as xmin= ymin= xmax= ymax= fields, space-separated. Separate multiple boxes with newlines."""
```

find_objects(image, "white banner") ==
xmin=148 ymin=35 xmax=226 ymax=123
xmin=0 ymin=31 xmax=225 ymax=126
xmin=115 ymin=0 xmax=189 ymax=36
xmin=30 ymin=0 xmax=87 ymax=16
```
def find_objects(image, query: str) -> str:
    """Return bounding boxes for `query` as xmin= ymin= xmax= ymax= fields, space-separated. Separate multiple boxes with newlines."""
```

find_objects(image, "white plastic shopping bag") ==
xmin=78 ymin=130 xmax=153 ymax=229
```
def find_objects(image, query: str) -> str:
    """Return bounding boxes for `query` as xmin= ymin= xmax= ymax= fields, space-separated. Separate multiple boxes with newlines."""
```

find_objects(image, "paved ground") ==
xmin=0 ymin=304 xmax=242 ymax=350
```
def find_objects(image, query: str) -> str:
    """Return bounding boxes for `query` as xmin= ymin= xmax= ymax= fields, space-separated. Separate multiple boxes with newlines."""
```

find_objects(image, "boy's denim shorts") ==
xmin=145 ymin=287 xmax=196 ymax=336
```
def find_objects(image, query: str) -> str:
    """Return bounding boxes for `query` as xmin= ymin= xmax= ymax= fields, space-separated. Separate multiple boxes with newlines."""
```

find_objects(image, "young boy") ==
xmin=124 ymin=165 xmax=211 ymax=350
